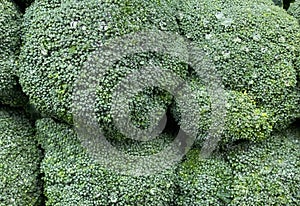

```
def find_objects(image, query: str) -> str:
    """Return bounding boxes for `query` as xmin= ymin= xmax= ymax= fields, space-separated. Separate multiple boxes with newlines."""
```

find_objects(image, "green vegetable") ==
xmin=288 ymin=1 xmax=300 ymax=22
xmin=0 ymin=0 xmax=27 ymax=106
xmin=0 ymin=106 xmax=42 ymax=206
xmin=172 ymin=0 xmax=300 ymax=142
xmin=36 ymin=118 xmax=177 ymax=205
xmin=227 ymin=126 xmax=300 ymax=205
xmin=19 ymin=0 xmax=179 ymax=124
xmin=176 ymin=149 xmax=232 ymax=205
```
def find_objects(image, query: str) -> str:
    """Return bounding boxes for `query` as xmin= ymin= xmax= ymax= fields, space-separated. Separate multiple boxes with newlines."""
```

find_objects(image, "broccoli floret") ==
xmin=0 ymin=0 xmax=27 ymax=106
xmin=176 ymin=149 xmax=232 ymax=205
xmin=288 ymin=0 xmax=300 ymax=23
xmin=173 ymin=0 xmax=300 ymax=141
xmin=227 ymin=127 xmax=300 ymax=205
xmin=287 ymin=0 xmax=300 ymax=117
xmin=0 ymin=107 xmax=42 ymax=206
xmin=171 ymin=81 xmax=273 ymax=144
xmin=36 ymin=118 xmax=177 ymax=205
xmin=19 ymin=0 xmax=179 ymax=124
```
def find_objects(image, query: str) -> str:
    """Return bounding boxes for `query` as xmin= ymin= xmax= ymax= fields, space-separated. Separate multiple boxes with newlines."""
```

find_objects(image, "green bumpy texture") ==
xmin=289 ymin=0 xmax=300 ymax=21
xmin=0 ymin=0 xmax=27 ymax=106
xmin=171 ymin=82 xmax=273 ymax=144
xmin=20 ymin=0 xmax=300 ymax=145
xmin=227 ymin=126 xmax=300 ymax=205
xmin=172 ymin=0 xmax=300 ymax=142
xmin=36 ymin=118 xmax=177 ymax=206
xmin=287 ymin=0 xmax=300 ymax=118
xmin=176 ymin=149 xmax=232 ymax=205
xmin=0 ymin=107 xmax=42 ymax=206
xmin=176 ymin=126 xmax=300 ymax=206
xmin=19 ymin=0 xmax=179 ymax=124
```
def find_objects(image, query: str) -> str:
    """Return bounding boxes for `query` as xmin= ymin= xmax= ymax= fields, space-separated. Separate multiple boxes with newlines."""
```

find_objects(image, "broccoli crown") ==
xmin=36 ymin=118 xmax=177 ymax=205
xmin=171 ymin=81 xmax=273 ymax=144
xmin=174 ymin=0 xmax=300 ymax=132
xmin=176 ymin=149 xmax=232 ymax=205
xmin=289 ymin=0 xmax=300 ymax=21
xmin=227 ymin=127 xmax=300 ymax=205
xmin=0 ymin=107 xmax=42 ymax=206
xmin=0 ymin=0 xmax=27 ymax=106
xmin=223 ymin=91 xmax=273 ymax=142
xmin=20 ymin=0 xmax=290 ymax=146
xmin=176 ymin=126 xmax=300 ymax=206
xmin=19 ymin=0 xmax=179 ymax=124
xmin=288 ymin=0 xmax=300 ymax=80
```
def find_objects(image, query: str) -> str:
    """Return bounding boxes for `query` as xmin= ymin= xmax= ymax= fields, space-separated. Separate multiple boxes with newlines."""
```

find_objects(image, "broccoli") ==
xmin=176 ymin=126 xmax=299 ymax=206
xmin=0 ymin=0 xmax=27 ymax=106
xmin=288 ymin=0 xmax=300 ymax=23
xmin=227 ymin=126 xmax=300 ymax=205
xmin=172 ymin=0 xmax=300 ymax=142
xmin=176 ymin=149 xmax=232 ymax=205
xmin=0 ymin=106 xmax=42 ymax=206
xmin=171 ymin=82 xmax=273 ymax=145
xmin=36 ymin=118 xmax=177 ymax=205
xmin=19 ymin=0 xmax=290 ymax=146
xmin=19 ymin=0 xmax=179 ymax=124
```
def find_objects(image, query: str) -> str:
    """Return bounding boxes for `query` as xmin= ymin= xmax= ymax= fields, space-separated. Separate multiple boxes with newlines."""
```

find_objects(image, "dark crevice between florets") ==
xmin=284 ymin=0 xmax=295 ymax=10
xmin=104 ymin=103 xmax=184 ymax=154
xmin=290 ymin=117 xmax=300 ymax=128
xmin=174 ymin=13 xmax=185 ymax=37
xmin=162 ymin=105 xmax=180 ymax=136
xmin=221 ymin=139 xmax=250 ymax=157
xmin=13 ymin=0 xmax=33 ymax=13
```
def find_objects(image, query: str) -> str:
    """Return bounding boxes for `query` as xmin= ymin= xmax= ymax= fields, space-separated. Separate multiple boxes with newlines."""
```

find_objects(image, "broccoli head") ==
xmin=0 ymin=107 xmax=42 ymax=206
xmin=20 ymin=0 xmax=300 ymax=149
xmin=227 ymin=126 xmax=300 ymax=205
xmin=172 ymin=0 xmax=300 ymax=142
xmin=36 ymin=118 xmax=177 ymax=205
xmin=0 ymin=0 xmax=27 ymax=106
xmin=176 ymin=149 xmax=232 ymax=205
xmin=288 ymin=0 xmax=300 ymax=21
xmin=19 ymin=0 xmax=179 ymax=124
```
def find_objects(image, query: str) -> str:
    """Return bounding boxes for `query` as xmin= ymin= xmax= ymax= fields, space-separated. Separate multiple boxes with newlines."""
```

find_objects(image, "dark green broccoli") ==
xmin=176 ymin=126 xmax=299 ymax=206
xmin=288 ymin=0 xmax=300 ymax=22
xmin=227 ymin=126 xmax=300 ymax=205
xmin=0 ymin=106 xmax=42 ymax=206
xmin=19 ymin=0 xmax=300 ymax=153
xmin=288 ymin=0 xmax=300 ymax=93
xmin=171 ymin=83 xmax=273 ymax=145
xmin=172 ymin=0 xmax=300 ymax=142
xmin=36 ymin=118 xmax=177 ymax=205
xmin=19 ymin=0 xmax=179 ymax=124
xmin=176 ymin=149 xmax=232 ymax=205
xmin=0 ymin=0 xmax=27 ymax=106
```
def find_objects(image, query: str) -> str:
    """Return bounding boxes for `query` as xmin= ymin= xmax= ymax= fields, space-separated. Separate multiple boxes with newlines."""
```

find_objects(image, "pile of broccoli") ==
xmin=0 ymin=0 xmax=299 ymax=205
